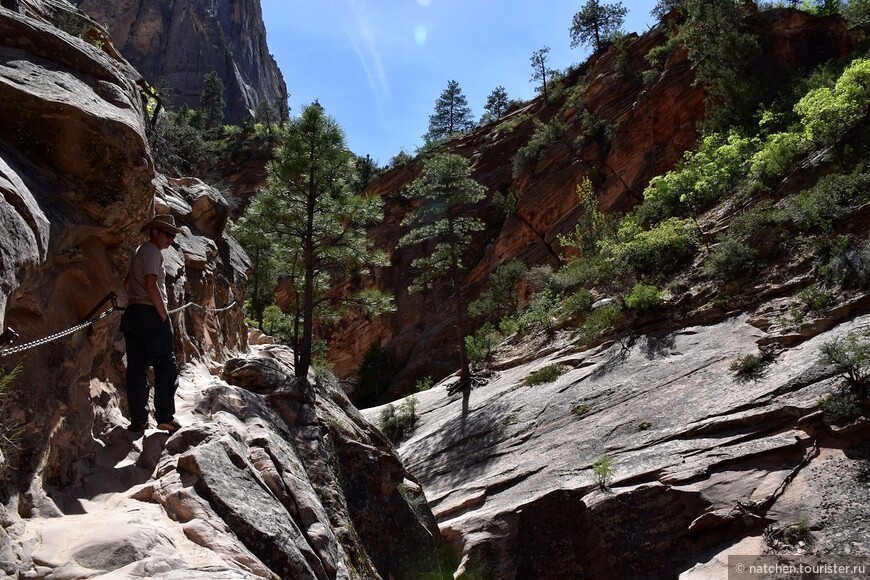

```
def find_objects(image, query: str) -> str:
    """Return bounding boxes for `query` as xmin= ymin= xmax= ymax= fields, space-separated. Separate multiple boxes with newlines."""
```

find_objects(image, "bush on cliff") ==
xmin=380 ymin=396 xmax=418 ymax=444
xmin=819 ymin=331 xmax=870 ymax=398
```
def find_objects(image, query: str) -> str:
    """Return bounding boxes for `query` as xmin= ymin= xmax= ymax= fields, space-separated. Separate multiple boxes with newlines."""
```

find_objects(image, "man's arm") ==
xmin=144 ymin=274 xmax=169 ymax=321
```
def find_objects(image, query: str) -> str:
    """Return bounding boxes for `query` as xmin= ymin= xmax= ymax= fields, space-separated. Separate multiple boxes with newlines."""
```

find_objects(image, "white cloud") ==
xmin=333 ymin=0 xmax=390 ymax=101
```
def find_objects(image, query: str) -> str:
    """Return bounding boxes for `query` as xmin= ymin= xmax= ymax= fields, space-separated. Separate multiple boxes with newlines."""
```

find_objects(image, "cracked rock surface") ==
xmin=365 ymin=313 xmax=870 ymax=578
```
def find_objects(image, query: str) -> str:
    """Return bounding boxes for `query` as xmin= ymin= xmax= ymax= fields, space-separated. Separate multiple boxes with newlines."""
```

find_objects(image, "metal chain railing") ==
xmin=0 ymin=305 xmax=119 ymax=357
xmin=0 ymin=295 xmax=238 ymax=358
xmin=168 ymin=300 xmax=237 ymax=315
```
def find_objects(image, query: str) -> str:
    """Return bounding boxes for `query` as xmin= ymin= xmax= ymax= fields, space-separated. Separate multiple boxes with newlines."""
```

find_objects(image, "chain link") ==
xmin=0 ymin=300 xmax=237 ymax=358
xmin=0 ymin=307 xmax=118 ymax=357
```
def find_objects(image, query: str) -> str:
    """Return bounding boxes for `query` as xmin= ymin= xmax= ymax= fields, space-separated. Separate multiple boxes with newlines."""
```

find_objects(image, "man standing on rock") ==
xmin=121 ymin=214 xmax=181 ymax=434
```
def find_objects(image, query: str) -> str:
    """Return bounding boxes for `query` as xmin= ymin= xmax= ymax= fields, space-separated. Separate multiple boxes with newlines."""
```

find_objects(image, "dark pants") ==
xmin=121 ymin=304 xmax=178 ymax=425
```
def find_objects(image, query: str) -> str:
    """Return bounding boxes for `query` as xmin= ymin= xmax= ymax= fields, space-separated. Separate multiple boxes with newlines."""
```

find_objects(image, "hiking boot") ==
xmin=156 ymin=418 xmax=181 ymax=434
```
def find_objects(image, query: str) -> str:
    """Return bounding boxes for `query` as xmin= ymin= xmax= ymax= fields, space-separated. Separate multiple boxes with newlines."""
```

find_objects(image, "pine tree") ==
xmin=481 ymin=85 xmax=509 ymax=123
xmin=569 ymin=0 xmax=628 ymax=52
xmin=398 ymin=153 xmax=487 ymax=389
xmin=254 ymin=100 xmax=277 ymax=135
xmin=651 ymin=0 xmax=682 ymax=21
xmin=241 ymin=102 xmax=391 ymax=384
xmin=530 ymin=47 xmax=556 ymax=103
xmin=425 ymin=80 xmax=475 ymax=142
xmin=676 ymin=0 xmax=760 ymax=132
xmin=199 ymin=71 xmax=226 ymax=129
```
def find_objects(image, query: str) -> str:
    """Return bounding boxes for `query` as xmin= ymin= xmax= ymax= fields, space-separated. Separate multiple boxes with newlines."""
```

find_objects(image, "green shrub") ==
xmin=624 ymin=283 xmax=662 ymax=312
xmin=555 ymin=252 xmax=631 ymax=296
xmin=703 ymin=235 xmax=760 ymax=281
xmin=415 ymin=376 xmax=434 ymax=392
xmin=498 ymin=316 xmax=521 ymax=337
xmin=560 ymin=288 xmax=596 ymax=321
xmin=576 ymin=302 xmax=622 ymax=345
xmin=645 ymin=35 xmax=679 ymax=72
xmin=816 ymin=235 xmax=870 ymax=288
xmin=677 ymin=0 xmax=761 ymax=132
xmin=379 ymin=396 xmax=418 ymax=444
xmin=516 ymin=290 xmax=561 ymax=338
xmin=780 ymin=186 xmax=844 ymax=235
xmin=818 ymin=392 xmax=862 ymax=419
xmin=571 ymin=403 xmax=590 ymax=416
xmin=311 ymin=339 xmax=333 ymax=375
xmin=260 ymin=304 xmax=295 ymax=343
xmin=604 ymin=217 xmax=698 ymax=277
xmin=502 ymin=413 xmax=520 ymax=426
xmin=389 ymin=149 xmax=414 ymax=169
xmin=842 ymin=0 xmax=870 ymax=26
xmin=591 ymin=455 xmax=614 ymax=489
xmin=788 ymin=284 xmax=835 ymax=327
xmin=749 ymin=131 xmax=811 ymax=182
xmin=729 ymin=353 xmax=767 ymax=381
xmin=153 ymin=113 xmax=207 ymax=170
xmin=818 ymin=331 xmax=870 ymax=396
xmin=524 ymin=364 xmax=568 ymax=386
xmin=468 ymin=260 xmax=528 ymax=322
xmin=798 ymin=284 xmax=835 ymax=313
xmin=466 ymin=323 xmax=504 ymax=368
xmin=495 ymin=113 xmax=531 ymax=135
xmin=703 ymin=205 xmax=783 ymax=281
xmin=796 ymin=58 xmax=870 ymax=145
xmin=638 ymin=132 xmax=757 ymax=225
xmin=780 ymin=519 xmax=813 ymax=546
xmin=558 ymin=177 xmax=617 ymax=260
xmin=513 ymin=118 xmax=565 ymax=177
xmin=562 ymin=82 xmax=588 ymax=111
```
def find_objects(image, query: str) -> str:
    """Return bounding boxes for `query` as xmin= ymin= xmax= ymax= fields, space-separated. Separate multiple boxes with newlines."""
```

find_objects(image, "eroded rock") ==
xmin=366 ymin=314 xmax=870 ymax=577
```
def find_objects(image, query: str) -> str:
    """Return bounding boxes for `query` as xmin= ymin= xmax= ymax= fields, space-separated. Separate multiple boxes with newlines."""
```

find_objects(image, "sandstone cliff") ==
xmin=70 ymin=0 xmax=288 ymax=124
xmin=0 ymin=4 xmax=442 ymax=577
xmin=329 ymin=10 xmax=857 ymax=400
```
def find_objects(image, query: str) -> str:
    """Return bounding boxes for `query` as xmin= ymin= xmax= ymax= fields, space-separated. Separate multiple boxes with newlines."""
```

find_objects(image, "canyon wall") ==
xmin=71 ymin=0 xmax=288 ymax=123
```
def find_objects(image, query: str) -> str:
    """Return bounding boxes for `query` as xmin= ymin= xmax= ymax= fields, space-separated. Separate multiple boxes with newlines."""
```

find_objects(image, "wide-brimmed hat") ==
xmin=141 ymin=214 xmax=180 ymax=234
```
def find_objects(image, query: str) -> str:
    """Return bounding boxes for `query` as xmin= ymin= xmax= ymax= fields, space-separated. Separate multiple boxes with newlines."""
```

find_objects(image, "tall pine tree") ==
xmin=241 ymin=102 xmax=391 ymax=384
xmin=530 ymin=47 xmax=556 ymax=103
xmin=425 ymin=80 xmax=475 ymax=142
xmin=569 ymin=0 xmax=628 ymax=52
xmin=398 ymin=153 xmax=487 ymax=389
xmin=199 ymin=71 xmax=226 ymax=129
xmin=481 ymin=86 xmax=510 ymax=123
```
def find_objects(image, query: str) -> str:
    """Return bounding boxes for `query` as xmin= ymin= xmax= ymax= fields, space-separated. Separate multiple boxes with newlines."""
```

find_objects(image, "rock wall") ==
xmin=0 ymin=5 xmax=444 ymax=578
xmin=364 ymin=313 xmax=870 ymax=578
xmin=332 ymin=9 xmax=857 ymax=400
xmin=70 ymin=0 xmax=288 ymax=124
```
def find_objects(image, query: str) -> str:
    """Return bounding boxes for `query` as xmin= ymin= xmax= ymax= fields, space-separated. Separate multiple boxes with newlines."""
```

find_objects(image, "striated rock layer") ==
xmin=0 ymin=5 xmax=443 ymax=578
xmin=365 ymin=312 xmax=870 ymax=578
xmin=70 ymin=0 xmax=288 ymax=123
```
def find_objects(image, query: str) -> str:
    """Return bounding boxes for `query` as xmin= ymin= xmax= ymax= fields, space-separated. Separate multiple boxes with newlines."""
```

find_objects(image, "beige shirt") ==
xmin=127 ymin=241 xmax=168 ymax=307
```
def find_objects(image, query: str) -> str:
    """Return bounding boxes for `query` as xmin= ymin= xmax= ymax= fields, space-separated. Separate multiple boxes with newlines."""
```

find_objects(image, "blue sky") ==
xmin=260 ymin=0 xmax=661 ymax=166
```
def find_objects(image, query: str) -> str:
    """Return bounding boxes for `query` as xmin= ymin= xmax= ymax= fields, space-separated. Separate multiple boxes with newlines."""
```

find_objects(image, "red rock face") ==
xmin=70 ymin=0 xmax=288 ymax=124
xmin=326 ymin=11 xmax=856 ymax=402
